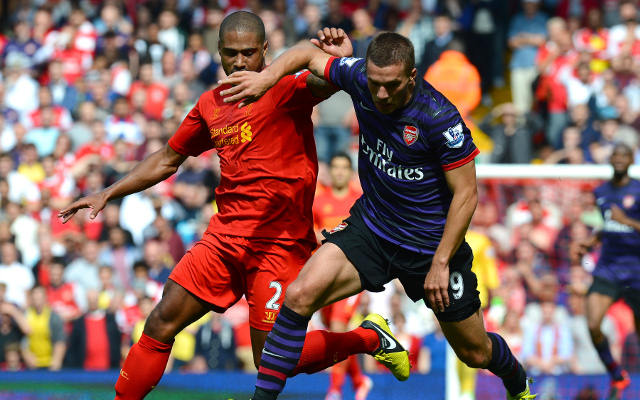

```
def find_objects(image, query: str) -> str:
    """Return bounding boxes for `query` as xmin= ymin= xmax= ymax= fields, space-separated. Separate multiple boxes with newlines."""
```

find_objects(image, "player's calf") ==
xmin=454 ymin=336 xmax=492 ymax=369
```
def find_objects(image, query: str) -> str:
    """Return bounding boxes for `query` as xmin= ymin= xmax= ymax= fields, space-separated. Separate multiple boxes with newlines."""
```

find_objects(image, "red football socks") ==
xmin=292 ymin=327 xmax=379 ymax=376
xmin=346 ymin=355 xmax=365 ymax=389
xmin=114 ymin=333 xmax=173 ymax=400
xmin=329 ymin=355 xmax=365 ymax=393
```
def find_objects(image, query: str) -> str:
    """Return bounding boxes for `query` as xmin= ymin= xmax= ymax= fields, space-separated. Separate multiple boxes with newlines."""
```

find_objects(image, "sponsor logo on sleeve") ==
xmin=441 ymin=123 xmax=464 ymax=148
xmin=330 ymin=222 xmax=348 ymax=234
xmin=339 ymin=57 xmax=362 ymax=67
xmin=403 ymin=126 xmax=419 ymax=146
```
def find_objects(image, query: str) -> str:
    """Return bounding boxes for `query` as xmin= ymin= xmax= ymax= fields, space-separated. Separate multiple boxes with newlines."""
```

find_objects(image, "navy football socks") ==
xmin=594 ymin=336 xmax=624 ymax=381
xmin=486 ymin=332 xmax=527 ymax=397
xmin=253 ymin=305 xmax=310 ymax=400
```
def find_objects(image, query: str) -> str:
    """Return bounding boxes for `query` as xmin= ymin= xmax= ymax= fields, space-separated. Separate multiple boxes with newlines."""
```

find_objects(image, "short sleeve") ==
xmin=270 ymin=71 xmax=325 ymax=112
xmin=428 ymin=111 xmax=479 ymax=171
xmin=325 ymin=57 xmax=365 ymax=94
xmin=168 ymin=95 xmax=214 ymax=157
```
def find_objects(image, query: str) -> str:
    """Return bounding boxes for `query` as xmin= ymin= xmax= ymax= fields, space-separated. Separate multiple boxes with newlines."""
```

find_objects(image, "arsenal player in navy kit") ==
xmin=221 ymin=29 xmax=536 ymax=400
xmin=573 ymin=144 xmax=640 ymax=400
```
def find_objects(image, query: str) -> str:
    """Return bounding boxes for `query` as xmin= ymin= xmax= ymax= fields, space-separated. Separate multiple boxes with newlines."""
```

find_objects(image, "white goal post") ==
xmin=476 ymin=164 xmax=640 ymax=180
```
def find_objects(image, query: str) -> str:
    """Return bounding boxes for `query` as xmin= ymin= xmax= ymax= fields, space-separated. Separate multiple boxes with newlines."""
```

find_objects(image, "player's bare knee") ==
xmin=587 ymin=319 xmax=603 ymax=339
xmin=461 ymin=349 xmax=490 ymax=369
xmin=457 ymin=343 xmax=491 ymax=369
xmin=144 ymin=304 xmax=179 ymax=341
xmin=284 ymin=281 xmax=315 ymax=315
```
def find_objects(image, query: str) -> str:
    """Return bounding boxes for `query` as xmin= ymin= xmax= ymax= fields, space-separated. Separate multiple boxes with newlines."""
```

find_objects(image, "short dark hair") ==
xmin=365 ymin=32 xmax=415 ymax=75
xmin=219 ymin=11 xmax=265 ymax=44
xmin=330 ymin=152 xmax=353 ymax=169
xmin=133 ymin=261 xmax=150 ymax=271
xmin=51 ymin=256 xmax=67 ymax=268
xmin=446 ymin=39 xmax=465 ymax=53
xmin=613 ymin=143 xmax=634 ymax=156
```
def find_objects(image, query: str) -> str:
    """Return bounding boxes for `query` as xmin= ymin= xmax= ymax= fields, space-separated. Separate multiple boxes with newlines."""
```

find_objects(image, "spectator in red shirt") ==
xmin=38 ymin=154 xmax=76 ymax=216
xmin=23 ymin=86 xmax=73 ymax=132
xmin=573 ymin=8 xmax=610 ymax=73
xmin=537 ymin=22 xmax=578 ymax=149
xmin=64 ymin=289 xmax=122 ymax=370
xmin=129 ymin=63 xmax=169 ymax=121
xmin=75 ymin=120 xmax=115 ymax=163
xmin=46 ymin=258 xmax=85 ymax=329
xmin=67 ymin=7 xmax=97 ymax=59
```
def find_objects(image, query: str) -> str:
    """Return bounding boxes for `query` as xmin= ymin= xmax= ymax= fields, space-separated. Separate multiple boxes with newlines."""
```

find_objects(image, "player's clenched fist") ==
xmin=57 ymin=192 xmax=108 ymax=224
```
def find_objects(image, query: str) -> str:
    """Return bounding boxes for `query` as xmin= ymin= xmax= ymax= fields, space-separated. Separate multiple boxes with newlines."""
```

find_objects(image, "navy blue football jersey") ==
xmin=324 ymin=57 xmax=479 ymax=253
xmin=593 ymin=178 xmax=640 ymax=287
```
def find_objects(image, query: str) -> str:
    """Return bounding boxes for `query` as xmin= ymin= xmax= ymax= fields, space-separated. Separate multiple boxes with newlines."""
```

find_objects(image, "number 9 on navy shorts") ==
xmin=322 ymin=207 xmax=481 ymax=323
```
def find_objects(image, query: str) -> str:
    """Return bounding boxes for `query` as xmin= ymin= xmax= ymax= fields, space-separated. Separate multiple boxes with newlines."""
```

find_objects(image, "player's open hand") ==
xmin=57 ymin=192 xmax=108 ymax=224
xmin=424 ymin=264 xmax=450 ymax=313
xmin=219 ymin=71 xmax=274 ymax=108
xmin=311 ymin=28 xmax=353 ymax=58
xmin=610 ymin=204 xmax=629 ymax=225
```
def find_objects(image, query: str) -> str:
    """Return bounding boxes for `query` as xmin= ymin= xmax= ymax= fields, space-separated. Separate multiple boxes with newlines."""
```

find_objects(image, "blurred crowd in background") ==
xmin=0 ymin=0 xmax=639 ymax=383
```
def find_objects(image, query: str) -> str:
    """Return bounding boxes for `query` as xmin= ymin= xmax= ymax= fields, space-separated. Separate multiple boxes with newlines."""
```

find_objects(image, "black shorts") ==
xmin=322 ymin=207 xmax=481 ymax=323
xmin=588 ymin=276 xmax=640 ymax=317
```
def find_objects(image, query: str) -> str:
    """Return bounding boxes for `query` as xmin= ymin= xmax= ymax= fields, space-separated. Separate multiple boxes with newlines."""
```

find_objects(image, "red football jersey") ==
xmin=168 ymin=71 xmax=323 ymax=244
xmin=313 ymin=186 xmax=362 ymax=232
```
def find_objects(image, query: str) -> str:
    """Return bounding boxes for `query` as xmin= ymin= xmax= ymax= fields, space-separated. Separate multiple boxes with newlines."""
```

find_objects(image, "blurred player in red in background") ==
xmin=59 ymin=12 xmax=390 ymax=400
xmin=312 ymin=153 xmax=361 ymax=244
xmin=313 ymin=152 xmax=371 ymax=400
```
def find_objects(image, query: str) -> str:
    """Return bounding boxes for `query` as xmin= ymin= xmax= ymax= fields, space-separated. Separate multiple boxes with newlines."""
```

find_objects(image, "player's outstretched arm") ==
xmin=58 ymin=144 xmax=188 ymax=223
xmin=220 ymin=28 xmax=352 ymax=107
xmin=424 ymin=161 xmax=478 ymax=313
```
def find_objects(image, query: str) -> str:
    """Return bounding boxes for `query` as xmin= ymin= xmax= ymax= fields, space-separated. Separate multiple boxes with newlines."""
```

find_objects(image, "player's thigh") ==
xmin=439 ymin=308 xmax=491 ymax=367
xmin=168 ymin=234 xmax=246 ymax=311
xmin=244 ymin=238 xmax=316 ymax=330
xmin=144 ymin=279 xmax=212 ymax=342
xmin=287 ymin=242 xmax=363 ymax=314
xmin=586 ymin=277 xmax=619 ymax=332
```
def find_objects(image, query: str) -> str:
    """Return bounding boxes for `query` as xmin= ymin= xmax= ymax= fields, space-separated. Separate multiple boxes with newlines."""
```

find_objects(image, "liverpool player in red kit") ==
xmin=59 ymin=12 xmax=400 ymax=400
xmin=313 ymin=153 xmax=371 ymax=400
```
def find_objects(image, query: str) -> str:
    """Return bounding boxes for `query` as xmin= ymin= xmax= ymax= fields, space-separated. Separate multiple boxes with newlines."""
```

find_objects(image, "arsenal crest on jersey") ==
xmin=623 ymin=194 xmax=635 ymax=209
xmin=403 ymin=126 xmax=419 ymax=146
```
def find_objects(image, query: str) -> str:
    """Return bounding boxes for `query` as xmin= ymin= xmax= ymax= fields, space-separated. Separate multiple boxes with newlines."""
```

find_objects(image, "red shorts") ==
xmin=321 ymin=293 xmax=361 ymax=326
xmin=169 ymin=230 xmax=313 ymax=331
